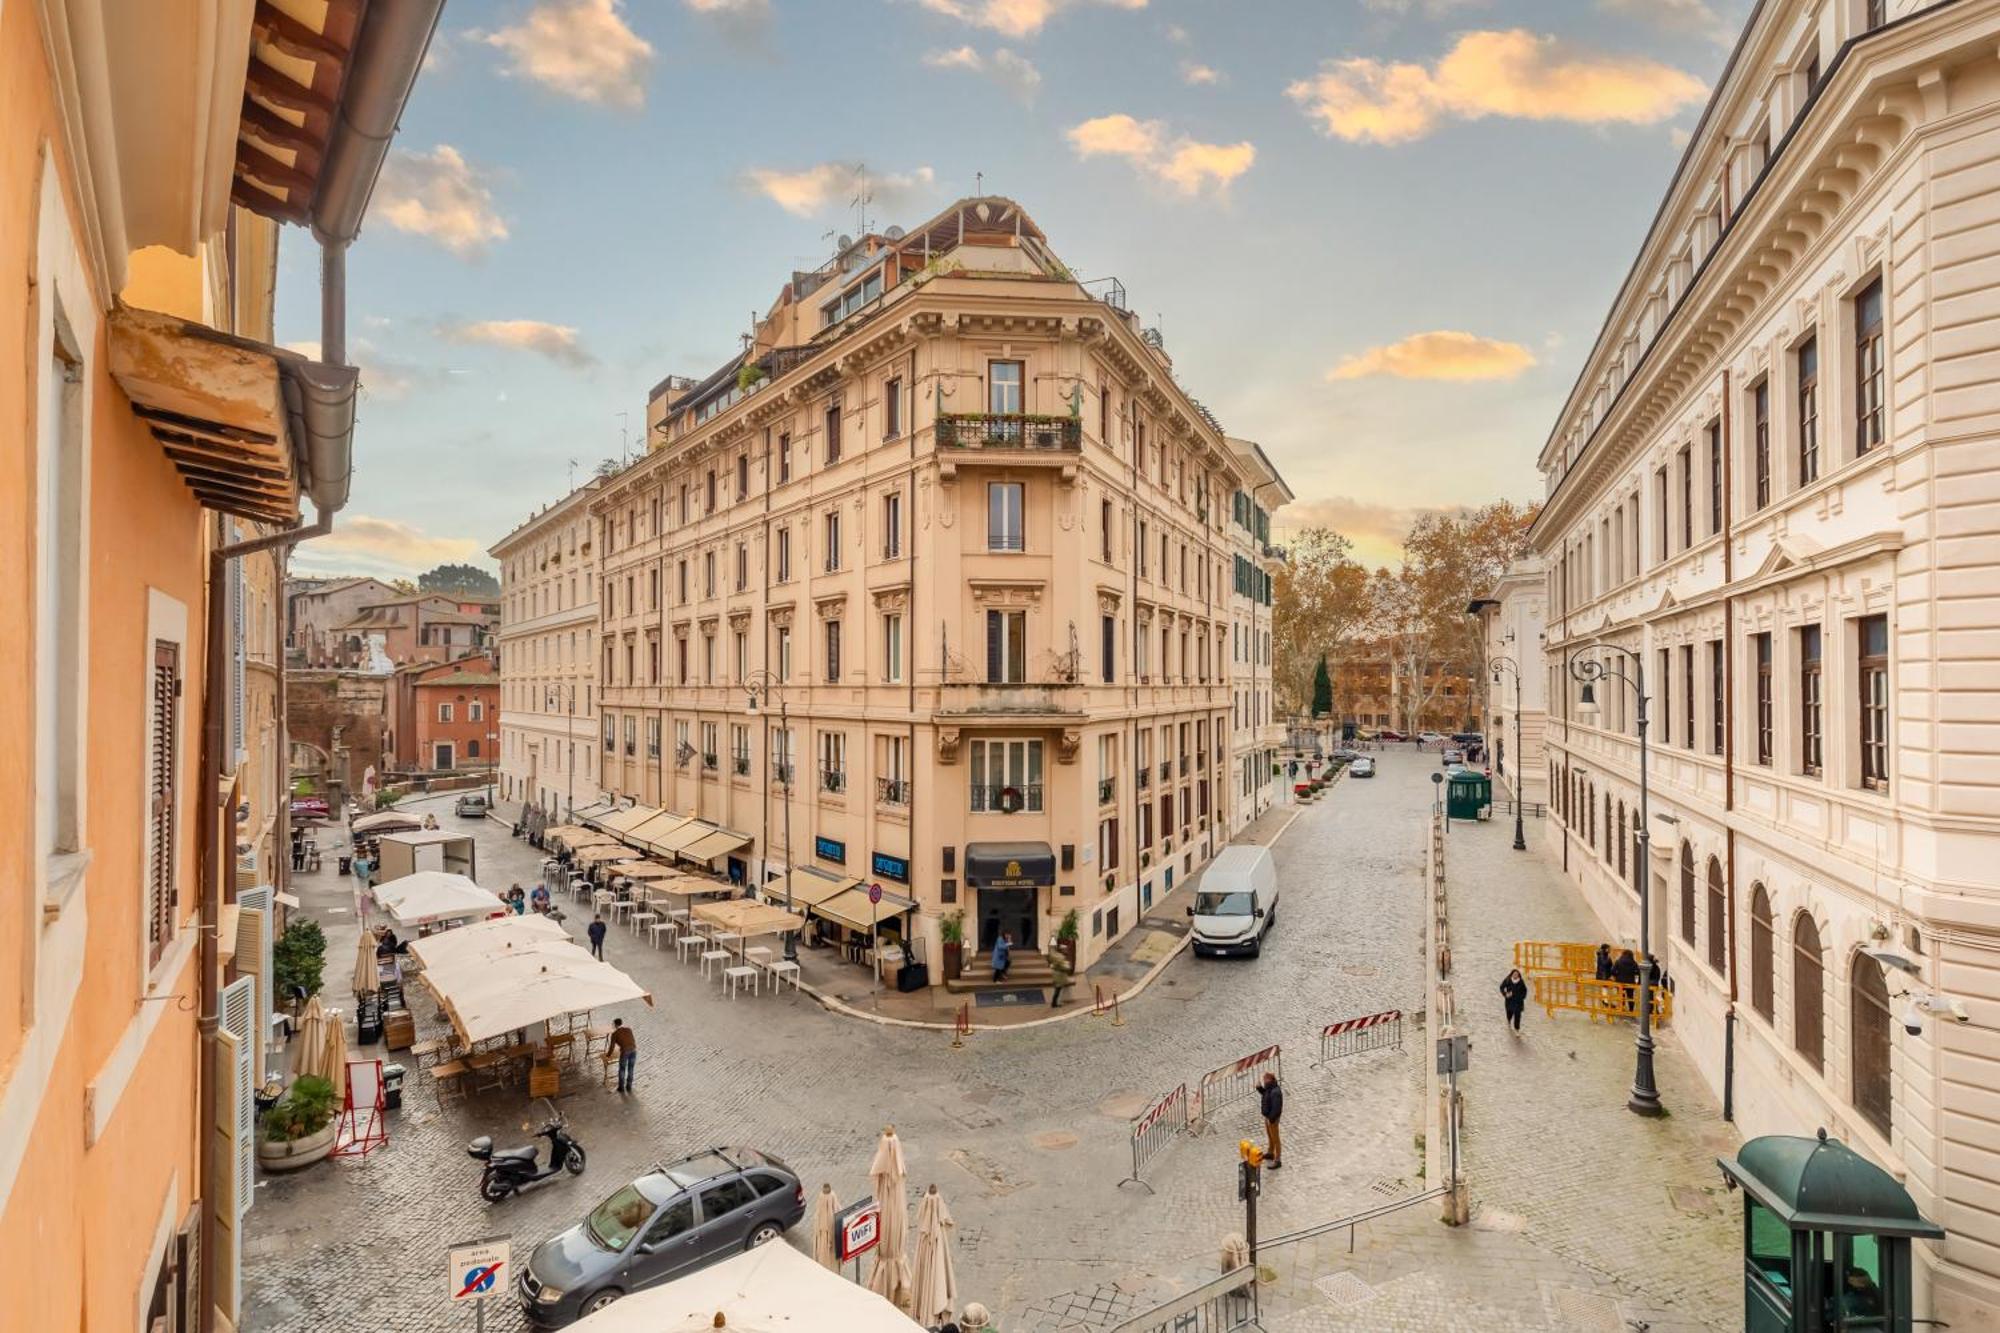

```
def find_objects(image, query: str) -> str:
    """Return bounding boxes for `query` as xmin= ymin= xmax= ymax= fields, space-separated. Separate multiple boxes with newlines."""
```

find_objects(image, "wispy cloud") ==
xmin=478 ymin=0 xmax=653 ymax=109
xmin=1360 ymin=0 xmax=1491 ymax=16
xmin=283 ymin=339 xmax=448 ymax=400
xmin=1288 ymin=29 xmax=1706 ymax=145
xmin=292 ymin=515 xmax=489 ymax=579
xmin=1328 ymin=331 xmax=1537 ymax=382
xmin=1180 ymin=61 xmax=1221 ymax=86
xmin=923 ymin=44 xmax=1042 ymax=99
xmin=741 ymin=161 xmax=937 ymax=217
xmin=1599 ymin=0 xmax=1734 ymax=47
xmin=913 ymin=0 xmax=1147 ymax=39
xmin=1279 ymin=495 xmax=1423 ymax=564
xmin=1067 ymin=114 xmax=1255 ymax=196
xmin=684 ymin=0 xmax=772 ymax=50
xmin=437 ymin=319 xmax=595 ymax=369
xmin=373 ymin=146 xmax=509 ymax=257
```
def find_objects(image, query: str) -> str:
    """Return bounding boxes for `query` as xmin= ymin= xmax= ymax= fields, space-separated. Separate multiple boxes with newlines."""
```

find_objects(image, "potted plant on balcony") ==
xmin=257 ymin=1074 xmax=339 ymax=1171
xmin=940 ymin=911 xmax=965 ymax=981
xmin=1056 ymin=909 xmax=1080 ymax=969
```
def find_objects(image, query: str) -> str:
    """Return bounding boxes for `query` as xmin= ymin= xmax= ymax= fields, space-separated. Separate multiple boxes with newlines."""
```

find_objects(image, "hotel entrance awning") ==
xmin=963 ymin=842 xmax=1057 ymax=887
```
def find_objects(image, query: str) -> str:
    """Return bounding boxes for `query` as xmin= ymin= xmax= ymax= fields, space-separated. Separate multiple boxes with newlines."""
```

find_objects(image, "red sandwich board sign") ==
xmin=835 ymin=1196 xmax=881 ymax=1262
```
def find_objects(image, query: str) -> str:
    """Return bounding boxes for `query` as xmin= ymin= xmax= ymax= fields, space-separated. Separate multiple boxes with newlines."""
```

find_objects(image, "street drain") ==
xmin=1368 ymin=1178 xmax=1405 ymax=1197
xmin=1543 ymin=1284 xmax=1625 ymax=1331
xmin=1314 ymin=1272 xmax=1376 ymax=1309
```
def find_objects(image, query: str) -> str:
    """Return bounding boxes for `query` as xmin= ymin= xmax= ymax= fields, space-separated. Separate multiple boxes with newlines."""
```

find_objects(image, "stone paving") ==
xmin=242 ymin=754 xmax=1737 ymax=1332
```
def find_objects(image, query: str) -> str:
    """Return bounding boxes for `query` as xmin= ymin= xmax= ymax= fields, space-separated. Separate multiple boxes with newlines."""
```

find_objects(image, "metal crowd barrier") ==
xmin=1531 ymin=973 xmax=1672 ymax=1024
xmin=1192 ymin=1044 xmax=1282 ymax=1132
xmin=1514 ymin=940 xmax=1652 ymax=977
xmin=1105 ymin=1267 xmax=1258 ymax=1333
xmin=1312 ymin=1009 xmax=1403 ymax=1067
xmin=1121 ymin=1082 xmax=1190 ymax=1192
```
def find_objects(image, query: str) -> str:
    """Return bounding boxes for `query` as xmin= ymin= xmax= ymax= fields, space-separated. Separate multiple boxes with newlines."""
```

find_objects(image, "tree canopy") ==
xmin=417 ymin=563 xmax=499 ymax=598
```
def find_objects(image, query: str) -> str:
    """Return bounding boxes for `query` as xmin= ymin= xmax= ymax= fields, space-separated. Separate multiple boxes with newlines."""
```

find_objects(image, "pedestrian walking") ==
xmin=1594 ymin=943 xmax=1613 ymax=981
xmin=609 ymin=1017 xmax=637 ymax=1092
xmin=507 ymin=885 xmax=527 ymax=915
xmin=1258 ymin=1071 xmax=1283 ymax=1168
xmin=1611 ymin=947 xmax=1640 ymax=1015
xmin=1500 ymin=968 xmax=1529 ymax=1032
xmin=587 ymin=913 xmax=608 ymax=961
xmin=991 ymin=932 xmax=1012 ymax=984
xmin=1047 ymin=949 xmax=1071 ymax=1008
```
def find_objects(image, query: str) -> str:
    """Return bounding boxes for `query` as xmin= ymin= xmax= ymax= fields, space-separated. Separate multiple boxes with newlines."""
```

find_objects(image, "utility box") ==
xmin=1720 ymin=1131 xmax=1943 ymax=1332
xmin=375 ymin=829 xmax=477 ymax=884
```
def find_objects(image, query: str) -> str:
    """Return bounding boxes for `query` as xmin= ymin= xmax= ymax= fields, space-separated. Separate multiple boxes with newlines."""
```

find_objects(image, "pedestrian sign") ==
xmin=868 ymin=881 xmax=883 ymax=905
xmin=447 ymin=1236 xmax=511 ymax=1303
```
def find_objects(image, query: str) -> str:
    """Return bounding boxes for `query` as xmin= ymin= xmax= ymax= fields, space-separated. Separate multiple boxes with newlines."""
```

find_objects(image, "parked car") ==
xmin=1451 ymin=732 xmax=1484 ymax=749
xmin=1376 ymin=729 xmax=1407 ymax=742
xmin=518 ymin=1148 xmax=806 ymax=1326
xmin=1442 ymin=748 xmax=1464 ymax=766
xmin=1349 ymin=757 xmax=1376 ymax=778
xmin=1417 ymin=731 xmax=1445 ymax=746
xmin=1188 ymin=845 xmax=1280 ymax=958
xmin=454 ymin=793 xmax=490 ymax=818
xmin=289 ymin=794 xmax=330 ymax=821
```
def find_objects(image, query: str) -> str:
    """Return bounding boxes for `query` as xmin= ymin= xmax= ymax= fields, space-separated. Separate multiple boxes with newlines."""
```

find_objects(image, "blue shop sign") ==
xmin=871 ymin=851 xmax=909 ymax=883
xmin=815 ymin=835 xmax=846 ymax=864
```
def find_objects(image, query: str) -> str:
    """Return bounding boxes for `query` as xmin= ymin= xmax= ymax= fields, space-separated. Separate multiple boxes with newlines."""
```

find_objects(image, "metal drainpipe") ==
xmin=905 ymin=353 xmax=917 ymax=938
xmin=1720 ymin=368 xmax=1739 ymax=1122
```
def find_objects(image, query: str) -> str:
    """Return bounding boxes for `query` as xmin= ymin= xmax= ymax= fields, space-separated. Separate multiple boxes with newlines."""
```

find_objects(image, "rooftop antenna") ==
xmin=615 ymin=410 xmax=630 ymax=465
xmin=853 ymin=177 xmax=874 ymax=236
xmin=567 ymin=456 xmax=579 ymax=491
xmin=975 ymin=170 xmax=984 ymax=195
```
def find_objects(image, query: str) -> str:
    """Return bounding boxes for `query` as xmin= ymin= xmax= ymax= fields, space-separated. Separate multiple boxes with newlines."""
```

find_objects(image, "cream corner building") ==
xmin=589 ymin=198 xmax=1288 ymax=977
xmin=1527 ymin=1 xmax=2000 ymax=1323
xmin=493 ymin=480 xmax=606 ymax=820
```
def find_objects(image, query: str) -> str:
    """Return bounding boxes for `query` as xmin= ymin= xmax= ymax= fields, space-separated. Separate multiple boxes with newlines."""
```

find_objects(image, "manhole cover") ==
xmin=1098 ymin=1092 xmax=1149 ymax=1118
xmin=1368 ymin=1178 xmax=1405 ymax=1197
xmin=1314 ymin=1272 xmax=1376 ymax=1308
xmin=1033 ymin=1130 xmax=1079 ymax=1151
xmin=1543 ymin=1284 xmax=1624 ymax=1331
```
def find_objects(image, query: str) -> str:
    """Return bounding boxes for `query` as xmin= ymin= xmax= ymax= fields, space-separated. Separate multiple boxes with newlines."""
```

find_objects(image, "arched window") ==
xmin=1852 ymin=953 xmax=1892 ymax=1136
xmin=1706 ymin=857 xmax=1726 ymax=971
xmin=1793 ymin=915 xmax=1825 ymax=1071
xmin=1679 ymin=842 xmax=1697 ymax=944
xmin=1616 ymin=801 xmax=1627 ymax=878
xmin=1749 ymin=885 xmax=1773 ymax=1020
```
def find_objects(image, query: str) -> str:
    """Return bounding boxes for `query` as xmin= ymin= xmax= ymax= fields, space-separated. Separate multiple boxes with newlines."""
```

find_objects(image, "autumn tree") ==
xmin=1383 ymin=501 xmax=1538 ymax=731
xmin=1272 ymin=526 xmax=1374 ymax=716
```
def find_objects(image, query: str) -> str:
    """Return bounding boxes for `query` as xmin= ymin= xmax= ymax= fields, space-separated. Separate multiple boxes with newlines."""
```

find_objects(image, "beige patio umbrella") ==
xmin=316 ymin=1004 xmax=350 ymax=1105
xmin=352 ymin=927 xmax=380 ymax=999
xmin=866 ymin=1126 xmax=912 ymax=1308
xmin=291 ymin=997 xmax=332 ymax=1082
xmin=909 ymin=1184 xmax=957 ymax=1325
xmin=811 ymin=1183 xmax=841 ymax=1270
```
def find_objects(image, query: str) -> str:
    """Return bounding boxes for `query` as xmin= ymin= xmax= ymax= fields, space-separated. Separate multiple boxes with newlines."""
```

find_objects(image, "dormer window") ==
xmin=821 ymin=270 xmax=885 ymax=327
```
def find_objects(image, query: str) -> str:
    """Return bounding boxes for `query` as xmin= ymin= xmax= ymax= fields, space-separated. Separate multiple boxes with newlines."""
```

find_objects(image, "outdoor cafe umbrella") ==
xmin=291 ymin=998 xmax=333 ymax=1082
xmin=866 ymin=1126 xmax=912 ymax=1309
xmin=352 ymin=927 xmax=380 ymax=999
xmin=316 ymin=1003 xmax=350 ymax=1105
xmin=908 ymin=1185 xmax=957 ymax=1325
xmin=566 ymin=1238 xmax=927 ymax=1332
xmin=811 ymin=1184 xmax=841 ymax=1271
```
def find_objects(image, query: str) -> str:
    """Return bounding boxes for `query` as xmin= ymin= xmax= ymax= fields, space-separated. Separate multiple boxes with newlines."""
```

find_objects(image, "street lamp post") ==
xmin=1490 ymin=656 xmax=1527 ymax=852
xmin=1569 ymin=647 xmax=1663 ymax=1117
xmin=744 ymin=670 xmax=797 ymax=962
xmin=547 ymin=683 xmax=577 ymax=821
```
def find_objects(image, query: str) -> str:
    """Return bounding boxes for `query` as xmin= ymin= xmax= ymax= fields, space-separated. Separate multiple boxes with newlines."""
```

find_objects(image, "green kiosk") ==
xmin=1444 ymin=767 xmax=1491 ymax=822
xmin=1720 ymin=1129 xmax=1944 ymax=1332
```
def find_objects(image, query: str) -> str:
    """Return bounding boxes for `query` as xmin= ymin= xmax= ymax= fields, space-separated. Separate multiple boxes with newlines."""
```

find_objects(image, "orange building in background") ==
xmin=394 ymin=655 xmax=502 ymax=773
xmin=0 ymin=3 xmax=439 ymax=1330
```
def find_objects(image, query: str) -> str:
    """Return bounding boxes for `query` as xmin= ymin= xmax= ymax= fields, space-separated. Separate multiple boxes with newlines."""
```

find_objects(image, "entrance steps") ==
xmin=945 ymin=954 xmax=1059 ymax=992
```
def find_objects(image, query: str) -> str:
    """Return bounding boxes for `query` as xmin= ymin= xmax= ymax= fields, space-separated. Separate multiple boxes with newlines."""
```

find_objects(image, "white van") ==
xmin=1188 ymin=845 xmax=1279 ymax=958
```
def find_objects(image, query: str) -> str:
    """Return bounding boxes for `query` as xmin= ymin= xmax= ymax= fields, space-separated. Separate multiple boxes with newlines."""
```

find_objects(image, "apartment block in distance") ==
xmin=493 ymin=479 xmax=606 ymax=819
xmin=1529 ymin=2 xmax=2000 ymax=1323
xmin=593 ymin=198 xmax=1288 ymax=978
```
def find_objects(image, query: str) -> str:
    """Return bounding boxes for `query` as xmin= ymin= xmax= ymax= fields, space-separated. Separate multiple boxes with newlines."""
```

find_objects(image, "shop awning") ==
xmin=607 ymin=859 xmax=678 ymax=880
xmin=627 ymin=812 xmax=694 ymax=848
xmin=963 ymin=841 xmax=1057 ymax=887
xmin=681 ymin=827 xmax=752 ymax=862
xmin=811 ymin=886 xmax=918 ymax=935
xmin=653 ymin=819 xmax=723 ymax=855
xmin=765 ymin=867 xmax=855 ymax=908
xmin=595 ymin=804 xmax=664 ymax=835
xmin=571 ymin=798 xmax=618 ymax=821
xmin=693 ymin=899 xmax=806 ymax=940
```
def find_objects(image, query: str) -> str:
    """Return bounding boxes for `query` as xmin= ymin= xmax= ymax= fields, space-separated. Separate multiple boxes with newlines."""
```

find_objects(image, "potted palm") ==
xmin=1056 ymin=909 xmax=1080 ymax=969
xmin=939 ymin=911 xmax=965 ymax=981
xmin=257 ymin=1075 xmax=339 ymax=1171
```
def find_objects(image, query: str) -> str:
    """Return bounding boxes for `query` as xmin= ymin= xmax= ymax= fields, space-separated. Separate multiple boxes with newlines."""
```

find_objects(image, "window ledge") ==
xmin=44 ymin=848 xmax=93 ymax=920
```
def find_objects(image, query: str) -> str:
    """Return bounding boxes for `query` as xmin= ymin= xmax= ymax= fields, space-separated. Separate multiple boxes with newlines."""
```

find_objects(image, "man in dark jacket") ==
xmin=1594 ymin=944 xmax=1614 ymax=981
xmin=588 ymin=913 xmax=608 ymax=961
xmin=1258 ymin=1072 xmax=1283 ymax=1169
xmin=1611 ymin=948 xmax=1641 ymax=1015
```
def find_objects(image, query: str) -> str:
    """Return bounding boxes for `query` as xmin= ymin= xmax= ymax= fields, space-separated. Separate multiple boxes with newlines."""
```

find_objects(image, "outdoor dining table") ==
xmin=675 ymin=932 xmax=709 ymax=963
xmin=648 ymin=920 xmax=677 ymax=949
xmin=723 ymin=966 xmax=760 ymax=1000
xmin=766 ymin=959 xmax=801 ymax=993
xmin=699 ymin=949 xmax=731 ymax=980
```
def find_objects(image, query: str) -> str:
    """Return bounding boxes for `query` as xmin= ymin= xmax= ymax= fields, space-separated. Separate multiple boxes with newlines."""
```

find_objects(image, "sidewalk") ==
xmin=1176 ymin=811 xmax=1740 ymax=1332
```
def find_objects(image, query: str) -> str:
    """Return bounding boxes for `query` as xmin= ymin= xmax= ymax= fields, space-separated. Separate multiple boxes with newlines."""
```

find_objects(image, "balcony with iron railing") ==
xmin=772 ymin=762 xmax=794 ymax=787
xmin=936 ymin=413 xmax=1082 ymax=453
xmin=732 ymin=755 xmax=751 ymax=777
xmin=1098 ymin=777 xmax=1116 ymax=806
xmin=1159 ymin=761 xmax=1172 ymax=781
xmin=1137 ymin=768 xmax=1152 ymax=791
xmin=820 ymin=767 xmax=847 ymax=794
xmin=970 ymin=783 xmax=1044 ymax=814
xmin=877 ymin=777 xmax=911 ymax=807
xmin=702 ymin=753 xmax=718 ymax=772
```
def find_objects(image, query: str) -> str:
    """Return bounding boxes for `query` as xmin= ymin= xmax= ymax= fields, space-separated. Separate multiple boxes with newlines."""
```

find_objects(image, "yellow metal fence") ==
xmin=1529 ymin=972 xmax=1673 ymax=1024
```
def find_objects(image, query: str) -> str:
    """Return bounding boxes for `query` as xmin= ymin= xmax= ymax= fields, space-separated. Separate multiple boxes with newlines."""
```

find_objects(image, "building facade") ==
xmin=1529 ymin=2 xmax=2000 ymax=1323
xmin=1327 ymin=645 xmax=1479 ymax=736
xmin=328 ymin=592 xmax=491 ymax=670
xmin=591 ymin=199 xmax=1287 ymax=975
xmin=1470 ymin=557 xmax=1549 ymax=810
xmin=492 ymin=481 xmax=605 ymax=818
xmin=283 ymin=575 xmax=400 ymax=666
xmin=396 ymin=656 xmax=501 ymax=773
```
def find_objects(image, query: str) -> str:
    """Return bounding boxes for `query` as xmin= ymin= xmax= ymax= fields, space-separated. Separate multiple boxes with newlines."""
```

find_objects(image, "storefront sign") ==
xmin=835 ymin=1197 xmax=881 ymax=1261
xmin=870 ymin=851 xmax=909 ymax=882
xmin=815 ymin=835 xmax=846 ymax=864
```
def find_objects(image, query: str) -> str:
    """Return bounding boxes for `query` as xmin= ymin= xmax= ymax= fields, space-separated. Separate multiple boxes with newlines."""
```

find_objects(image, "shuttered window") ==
xmin=1679 ymin=843 xmax=1697 ymax=945
xmin=1750 ymin=886 xmax=1774 ymax=1020
xmin=1793 ymin=915 xmax=1825 ymax=1072
xmin=1705 ymin=858 xmax=1726 ymax=973
xmin=1852 ymin=954 xmax=1893 ymax=1135
xmin=148 ymin=640 xmax=180 ymax=966
xmin=986 ymin=609 xmax=1026 ymax=684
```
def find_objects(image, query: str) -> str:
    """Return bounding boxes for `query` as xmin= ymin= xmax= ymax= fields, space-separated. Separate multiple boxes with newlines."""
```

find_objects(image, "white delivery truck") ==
xmin=1187 ymin=844 xmax=1279 ymax=958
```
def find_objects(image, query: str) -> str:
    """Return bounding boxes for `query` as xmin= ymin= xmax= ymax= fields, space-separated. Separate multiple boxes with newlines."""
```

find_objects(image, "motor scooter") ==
xmin=467 ymin=1102 xmax=586 ymax=1202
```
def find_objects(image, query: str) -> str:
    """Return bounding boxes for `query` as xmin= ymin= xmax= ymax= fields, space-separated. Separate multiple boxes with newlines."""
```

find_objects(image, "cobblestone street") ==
xmin=245 ymin=753 xmax=1737 ymax=1331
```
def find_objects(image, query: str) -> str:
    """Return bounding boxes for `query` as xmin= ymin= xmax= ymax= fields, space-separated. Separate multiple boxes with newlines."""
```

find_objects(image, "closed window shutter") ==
xmin=215 ymin=974 xmax=256 ymax=1322
xmin=150 ymin=641 xmax=180 ymax=966
xmin=986 ymin=610 xmax=1002 ymax=683
xmin=236 ymin=886 xmax=274 ymax=1085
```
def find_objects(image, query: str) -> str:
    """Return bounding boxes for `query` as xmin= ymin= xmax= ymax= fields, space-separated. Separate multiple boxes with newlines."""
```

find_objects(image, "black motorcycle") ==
xmin=467 ymin=1103 xmax=586 ymax=1202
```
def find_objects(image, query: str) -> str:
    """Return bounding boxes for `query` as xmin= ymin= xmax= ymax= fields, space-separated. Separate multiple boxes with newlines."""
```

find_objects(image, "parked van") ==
xmin=1187 ymin=845 xmax=1279 ymax=958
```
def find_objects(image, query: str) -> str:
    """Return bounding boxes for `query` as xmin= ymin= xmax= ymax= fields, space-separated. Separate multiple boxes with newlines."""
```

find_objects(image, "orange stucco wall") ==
xmin=1 ymin=3 xmax=210 ymax=1326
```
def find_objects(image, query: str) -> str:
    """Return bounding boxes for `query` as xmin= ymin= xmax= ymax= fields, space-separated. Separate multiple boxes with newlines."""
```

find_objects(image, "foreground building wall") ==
xmin=1529 ymin=1 xmax=2000 ymax=1321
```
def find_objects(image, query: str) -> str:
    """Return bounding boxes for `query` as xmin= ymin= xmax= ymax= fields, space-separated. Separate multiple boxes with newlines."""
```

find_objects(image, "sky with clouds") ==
xmin=276 ymin=0 xmax=1753 ymax=577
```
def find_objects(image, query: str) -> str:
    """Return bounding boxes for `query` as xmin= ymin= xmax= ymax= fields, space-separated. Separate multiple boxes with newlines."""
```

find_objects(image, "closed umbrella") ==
xmin=317 ymin=1004 xmax=350 ymax=1106
xmin=291 ymin=998 xmax=332 ymax=1082
xmin=811 ymin=1183 xmax=841 ymax=1270
xmin=866 ymin=1126 xmax=912 ymax=1308
xmin=352 ymin=927 xmax=380 ymax=998
xmin=909 ymin=1184 xmax=957 ymax=1325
